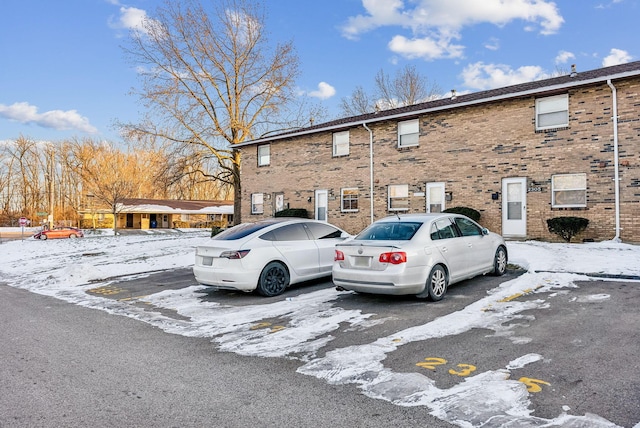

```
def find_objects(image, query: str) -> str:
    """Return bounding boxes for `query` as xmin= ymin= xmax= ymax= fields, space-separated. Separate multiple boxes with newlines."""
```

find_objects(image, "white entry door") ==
xmin=502 ymin=177 xmax=527 ymax=237
xmin=315 ymin=189 xmax=328 ymax=221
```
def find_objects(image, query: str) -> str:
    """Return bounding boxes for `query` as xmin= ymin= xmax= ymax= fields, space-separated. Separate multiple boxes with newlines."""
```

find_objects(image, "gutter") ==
xmin=607 ymin=79 xmax=622 ymax=242
xmin=363 ymin=123 xmax=374 ymax=225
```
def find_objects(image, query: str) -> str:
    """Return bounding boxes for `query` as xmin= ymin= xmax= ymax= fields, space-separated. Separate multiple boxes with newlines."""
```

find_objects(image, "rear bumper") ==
xmin=332 ymin=265 xmax=427 ymax=295
xmin=192 ymin=265 xmax=259 ymax=292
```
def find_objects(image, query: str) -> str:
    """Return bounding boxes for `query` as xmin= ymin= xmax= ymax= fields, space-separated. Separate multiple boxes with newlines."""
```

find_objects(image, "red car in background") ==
xmin=33 ymin=227 xmax=84 ymax=240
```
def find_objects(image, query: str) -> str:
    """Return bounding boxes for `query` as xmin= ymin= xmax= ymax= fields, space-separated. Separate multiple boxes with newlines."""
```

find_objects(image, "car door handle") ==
xmin=440 ymin=246 xmax=448 ymax=252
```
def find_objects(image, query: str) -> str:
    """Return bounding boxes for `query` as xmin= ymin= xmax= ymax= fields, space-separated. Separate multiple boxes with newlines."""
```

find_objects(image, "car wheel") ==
xmin=39 ymin=234 xmax=48 ymax=240
xmin=69 ymin=234 xmax=78 ymax=239
xmin=425 ymin=265 xmax=447 ymax=301
xmin=492 ymin=246 xmax=507 ymax=276
xmin=256 ymin=262 xmax=290 ymax=297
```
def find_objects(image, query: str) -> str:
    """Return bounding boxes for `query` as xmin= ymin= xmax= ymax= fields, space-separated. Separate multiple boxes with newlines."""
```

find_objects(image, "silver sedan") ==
xmin=333 ymin=213 xmax=507 ymax=301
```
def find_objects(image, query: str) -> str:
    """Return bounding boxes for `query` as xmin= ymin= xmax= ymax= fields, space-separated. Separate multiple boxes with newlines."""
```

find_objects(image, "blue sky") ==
xmin=0 ymin=0 xmax=636 ymax=143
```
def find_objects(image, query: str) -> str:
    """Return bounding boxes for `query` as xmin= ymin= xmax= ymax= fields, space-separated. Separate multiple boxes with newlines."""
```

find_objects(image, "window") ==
xmin=251 ymin=193 xmax=264 ymax=214
xmin=261 ymin=223 xmax=309 ymax=241
xmin=388 ymin=184 xmax=409 ymax=211
xmin=356 ymin=222 xmax=422 ymax=241
xmin=552 ymin=173 xmax=587 ymax=208
xmin=430 ymin=218 xmax=458 ymax=240
xmin=333 ymin=131 xmax=349 ymax=156
xmin=453 ymin=217 xmax=482 ymax=236
xmin=426 ymin=182 xmax=445 ymax=213
xmin=257 ymin=144 xmax=270 ymax=166
xmin=398 ymin=119 xmax=419 ymax=148
xmin=305 ymin=222 xmax=343 ymax=239
xmin=341 ymin=188 xmax=359 ymax=212
xmin=536 ymin=94 xmax=568 ymax=130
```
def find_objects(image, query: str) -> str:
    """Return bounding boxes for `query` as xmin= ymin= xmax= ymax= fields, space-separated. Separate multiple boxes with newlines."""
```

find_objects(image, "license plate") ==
xmin=352 ymin=256 xmax=371 ymax=267
xmin=201 ymin=256 xmax=213 ymax=266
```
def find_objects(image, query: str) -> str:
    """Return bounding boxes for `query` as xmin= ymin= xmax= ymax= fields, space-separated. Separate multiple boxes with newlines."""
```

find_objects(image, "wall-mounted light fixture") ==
xmin=491 ymin=192 xmax=500 ymax=200
xmin=307 ymin=196 xmax=312 ymax=203
xmin=445 ymin=191 xmax=453 ymax=201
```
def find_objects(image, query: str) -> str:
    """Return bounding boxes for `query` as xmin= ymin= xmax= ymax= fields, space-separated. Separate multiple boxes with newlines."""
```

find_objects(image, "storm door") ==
xmin=315 ymin=190 xmax=328 ymax=221
xmin=501 ymin=177 xmax=527 ymax=237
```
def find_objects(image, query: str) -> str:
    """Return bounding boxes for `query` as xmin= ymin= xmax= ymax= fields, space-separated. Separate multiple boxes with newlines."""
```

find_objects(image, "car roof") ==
xmin=375 ymin=213 xmax=459 ymax=223
xmin=251 ymin=217 xmax=325 ymax=226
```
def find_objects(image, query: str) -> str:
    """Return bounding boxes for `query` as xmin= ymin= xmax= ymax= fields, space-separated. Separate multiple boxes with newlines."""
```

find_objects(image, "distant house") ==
xmin=236 ymin=61 xmax=640 ymax=243
xmin=80 ymin=198 xmax=234 ymax=230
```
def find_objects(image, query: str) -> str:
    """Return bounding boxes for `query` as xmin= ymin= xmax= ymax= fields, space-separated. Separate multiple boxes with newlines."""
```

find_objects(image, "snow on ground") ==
xmin=1 ymin=230 xmax=638 ymax=428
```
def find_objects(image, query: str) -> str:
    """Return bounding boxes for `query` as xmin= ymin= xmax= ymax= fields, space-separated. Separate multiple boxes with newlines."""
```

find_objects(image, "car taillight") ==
xmin=220 ymin=249 xmax=250 ymax=259
xmin=335 ymin=250 xmax=345 ymax=261
xmin=379 ymin=252 xmax=406 ymax=264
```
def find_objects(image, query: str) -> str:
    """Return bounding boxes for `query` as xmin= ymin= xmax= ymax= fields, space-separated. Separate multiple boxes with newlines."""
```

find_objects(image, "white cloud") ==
xmin=308 ymin=82 xmax=336 ymax=100
xmin=555 ymin=50 xmax=575 ymax=64
xmin=108 ymin=6 xmax=161 ymax=37
xmin=388 ymin=34 xmax=464 ymax=60
xmin=484 ymin=37 xmax=500 ymax=51
xmin=602 ymin=48 xmax=632 ymax=67
xmin=460 ymin=62 xmax=547 ymax=90
xmin=341 ymin=0 xmax=564 ymax=60
xmin=0 ymin=102 xmax=98 ymax=134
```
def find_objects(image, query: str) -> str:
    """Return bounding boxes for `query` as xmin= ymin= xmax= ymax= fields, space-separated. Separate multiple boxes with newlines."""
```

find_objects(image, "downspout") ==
xmin=607 ymin=79 xmax=621 ymax=242
xmin=363 ymin=123 xmax=374 ymax=225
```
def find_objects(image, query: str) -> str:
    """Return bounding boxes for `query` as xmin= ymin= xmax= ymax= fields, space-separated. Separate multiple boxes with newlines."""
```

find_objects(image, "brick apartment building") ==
xmin=237 ymin=61 xmax=640 ymax=243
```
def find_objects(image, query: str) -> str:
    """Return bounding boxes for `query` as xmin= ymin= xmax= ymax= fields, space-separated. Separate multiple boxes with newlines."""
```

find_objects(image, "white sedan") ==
xmin=333 ymin=213 xmax=507 ymax=301
xmin=194 ymin=218 xmax=350 ymax=296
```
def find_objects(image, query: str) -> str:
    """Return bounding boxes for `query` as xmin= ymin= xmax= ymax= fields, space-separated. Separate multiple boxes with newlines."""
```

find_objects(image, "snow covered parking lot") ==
xmin=1 ymin=229 xmax=639 ymax=427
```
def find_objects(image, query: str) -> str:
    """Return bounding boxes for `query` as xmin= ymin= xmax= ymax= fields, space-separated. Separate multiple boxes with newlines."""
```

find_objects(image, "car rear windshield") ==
xmin=355 ymin=222 xmax=422 ymax=241
xmin=212 ymin=221 xmax=279 ymax=240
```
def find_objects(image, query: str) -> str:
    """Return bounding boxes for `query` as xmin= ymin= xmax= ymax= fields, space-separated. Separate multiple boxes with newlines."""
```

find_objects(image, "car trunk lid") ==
xmin=336 ymin=241 xmax=403 ymax=271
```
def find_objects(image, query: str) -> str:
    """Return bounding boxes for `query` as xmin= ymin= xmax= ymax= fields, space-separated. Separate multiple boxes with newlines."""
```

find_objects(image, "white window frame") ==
xmin=251 ymin=193 xmax=264 ymax=214
xmin=552 ymin=173 xmax=587 ymax=208
xmin=426 ymin=182 xmax=445 ymax=213
xmin=341 ymin=188 xmax=359 ymax=212
xmin=536 ymin=94 xmax=569 ymax=130
xmin=388 ymin=184 xmax=409 ymax=211
xmin=333 ymin=130 xmax=349 ymax=157
xmin=398 ymin=119 xmax=419 ymax=148
xmin=257 ymin=144 xmax=270 ymax=166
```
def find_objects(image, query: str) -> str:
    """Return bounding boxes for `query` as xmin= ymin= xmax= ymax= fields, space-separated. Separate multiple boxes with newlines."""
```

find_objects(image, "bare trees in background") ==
xmin=0 ymin=137 xmax=229 ymax=227
xmin=121 ymin=0 xmax=304 ymax=225
xmin=340 ymin=64 xmax=442 ymax=116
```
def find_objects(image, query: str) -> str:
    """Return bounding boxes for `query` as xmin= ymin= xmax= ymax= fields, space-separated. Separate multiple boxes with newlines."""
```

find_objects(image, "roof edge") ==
xmin=235 ymin=63 xmax=640 ymax=148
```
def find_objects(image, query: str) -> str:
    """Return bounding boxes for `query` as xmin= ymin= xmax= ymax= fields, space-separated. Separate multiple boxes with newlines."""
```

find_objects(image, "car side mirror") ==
xmin=482 ymin=228 xmax=489 ymax=236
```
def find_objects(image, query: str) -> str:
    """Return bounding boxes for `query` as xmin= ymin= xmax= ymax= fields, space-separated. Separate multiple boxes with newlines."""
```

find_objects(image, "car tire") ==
xmin=69 ymin=234 xmax=78 ymax=239
xmin=39 ymin=234 xmax=48 ymax=240
xmin=256 ymin=262 xmax=290 ymax=297
xmin=423 ymin=265 xmax=447 ymax=301
xmin=492 ymin=246 xmax=507 ymax=276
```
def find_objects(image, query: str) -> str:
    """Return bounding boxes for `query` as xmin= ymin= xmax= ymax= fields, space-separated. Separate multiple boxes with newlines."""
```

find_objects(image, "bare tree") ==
xmin=121 ymin=0 xmax=302 ymax=224
xmin=339 ymin=86 xmax=374 ymax=117
xmin=67 ymin=140 xmax=147 ymax=233
xmin=340 ymin=64 xmax=442 ymax=115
